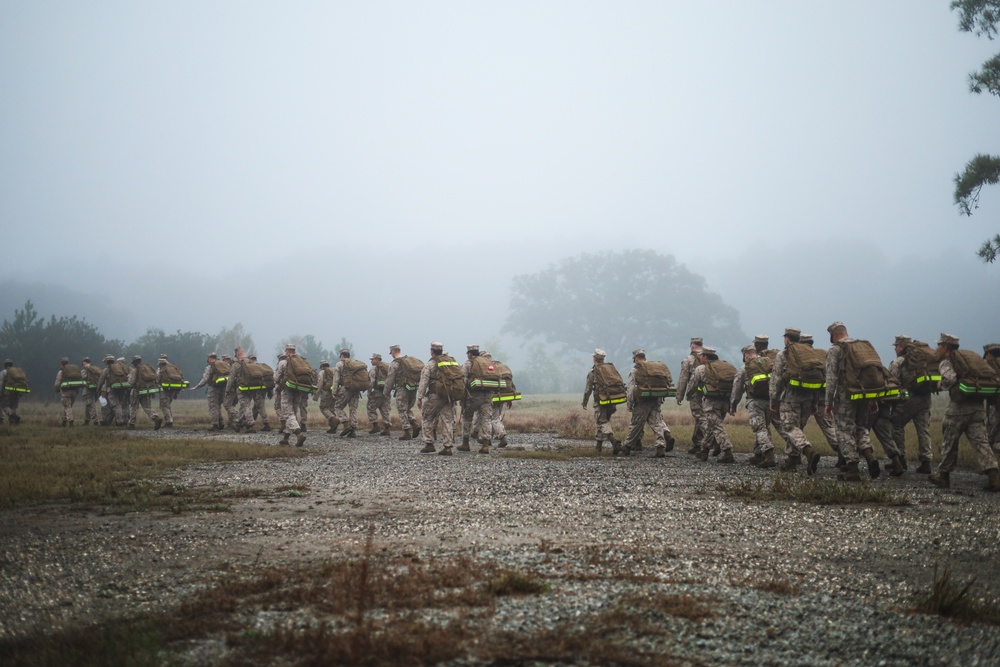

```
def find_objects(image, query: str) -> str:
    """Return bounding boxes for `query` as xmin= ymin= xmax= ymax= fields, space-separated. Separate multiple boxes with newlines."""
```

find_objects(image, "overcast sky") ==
xmin=1 ymin=2 xmax=998 ymax=364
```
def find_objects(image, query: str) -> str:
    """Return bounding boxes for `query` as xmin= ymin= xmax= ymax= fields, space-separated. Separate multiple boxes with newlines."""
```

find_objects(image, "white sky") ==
xmin=1 ymin=1 xmax=998 ymax=363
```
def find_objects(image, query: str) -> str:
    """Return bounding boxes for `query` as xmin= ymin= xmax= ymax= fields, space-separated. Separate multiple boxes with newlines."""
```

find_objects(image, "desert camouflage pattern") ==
xmin=367 ymin=365 xmax=391 ymax=428
xmin=330 ymin=361 xmax=360 ymax=429
xmin=936 ymin=357 xmax=999 ymax=474
xmin=692 ymin=364 xmax=732 ymax=453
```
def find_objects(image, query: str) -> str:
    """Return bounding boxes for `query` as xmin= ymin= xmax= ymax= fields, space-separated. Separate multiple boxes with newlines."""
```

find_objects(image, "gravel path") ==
xmin=2 ymin=427 xmax=999 ymax=665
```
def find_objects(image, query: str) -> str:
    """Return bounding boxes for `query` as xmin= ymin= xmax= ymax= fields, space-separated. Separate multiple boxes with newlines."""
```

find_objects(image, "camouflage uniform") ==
xmin=824 ymin=338 xmax=874 ymax=465
xmin=190 ymin=360 xmax=226 ymax=429
xmin=935 ymin=354 xmax=999 ymax=476
xmin=274 ymin=356 xmax=308 ymax=441
xmin=624 ymin=359 xmax=671 ymax=453
xmin=461 ymin=349 xmax=494 ymax=448
xmin=675 ymin=347 xmax=706 ymax=452
xmin=417 ymin=348 xmax=457 ymax=452
xmin=983 ymin=345 xmax=1000 ymax=453
xmin=330 ymin=359 xmax=361 ymax=431
xmin=366 ymin=358 xmax=391 ymax=432
xmin=730 ymin=358 xmax=774 ymax=458
xmin=225 ymin=356 xmax=254 ymax=430
xmin=582 ymin=356 xmax=618 ymax=445
xmin=692 ymin=361 xmax=733 ymax=457
xmin=126 ymin=361 xmax=160 ymax=428
xmin=384 ymin=353 xmax=421 ymax=436
xmin=314 ymin=365 xmax=336 ymax=428
xmin=81 ymin=361 xmax=101 ymax=424
xmin=98 ymin=359 xmax=130 ymax=426
xmin=888 ymin=352 xmax=933 ymax=465
xmin=769 ymin=348 xmax=816 ymax=456
xmin=53 ymin=364 xmax=79 ymax=425
xmin=156 ymin=362 xmax=179 ymax=427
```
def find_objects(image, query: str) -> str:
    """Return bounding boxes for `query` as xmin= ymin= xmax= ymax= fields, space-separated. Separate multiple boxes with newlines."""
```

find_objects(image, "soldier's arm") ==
xmin=582 ymin=370 xmax=593 ymax=408
xmin=730 ymin=368 xmax=746 ymax=411
xmin=768 ymin=354 xmax=783 ymax=404
xmin=190 ymin=365 xmax=211 ymax=390
xmin=384 ymin=362 xmax=399 ymax=394
xmin=824 ymin=347 xmax=839 ymax=408
xmin=54 ymin=370 xmax=62 ymax=393
xmin=939 ymin=358 xmax=957 ymax=391
xmin=675 ymin=358 xmax=690 ymax=404
xmin=330 ymin=364 xmax=342 ymax=394
xmin=417 ymin=363 xmax=432 ymax=399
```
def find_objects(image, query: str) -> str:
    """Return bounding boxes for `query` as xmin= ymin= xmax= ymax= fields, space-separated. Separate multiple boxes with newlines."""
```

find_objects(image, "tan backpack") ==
xmin=700 ymin=360 xmax=737 ymax=398
xmin=744 ymin=357 xmax=773 ymax=400
xmin=783 ymin=343 xmax=826 ymax=391
xmin=839 ymin=340 xmax=900 ymax=400
xmin=342 ymin=359 xmax=369 ymax=392
xmin=492 ymin=360 xmax=521 ymax=403
xmin=468 ymin=356 xmax=502 ymax=392
xmin=399 ymin=356 xmax=424 ymax=391
xmin=60 ymin=364 xmax=86 ymax=389
xmin=633 ymin=360 xmax=675 ymax=398
xmin=592 ymin=362 xmax=627 ymax=406
xmin=285 ymin=356 xmax=318 ymax=393
xmin=949 ymin=349 xmax=1000 ymax=400
xmin=430 ymin=355 xmax=465 ymax=401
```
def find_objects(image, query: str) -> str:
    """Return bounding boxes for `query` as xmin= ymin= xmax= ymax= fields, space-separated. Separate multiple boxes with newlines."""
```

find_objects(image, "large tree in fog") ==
xmin=952 ymin=0 xmax=1000 ymax=261
xmin=504 ymin=250 xmax=745 ymax=365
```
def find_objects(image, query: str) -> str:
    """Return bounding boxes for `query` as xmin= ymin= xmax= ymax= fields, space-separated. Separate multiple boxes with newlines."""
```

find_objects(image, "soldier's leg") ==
xmin=281 ymin=389 xmax=300 ymax=433
xmin=333 ymin=390 xmax=348 ymax=426
xmin=966 ymin=412 xmax=1000 ymax=472
xmin=347 ymin=391 xmax=360 ymax=429
xmin=779 ymin=399 xmax=811 ymax=455
xmin=623 ymin=403 xmax=648 ymax=449
xmin=491 ymin=402 xmax=507 ymax=441
xmin=914 ymin=397 xmax=934 ymax=464
xmin=420 ymin=395 xmax=445 ymax=448
xmin=747 ymin=401 xmax=773 ymax=455
xmin=239 ymin=393 xmax=254 ymax=429
xmin=987 ymin=402 xmax=1000 ymax=453
xmin=647 ymin=406 xmax=668 ymax=449
xmin=61 ymin=390 xmax=75 ymax=424
xmin=936 ymin=413 xmax=963 ymax=475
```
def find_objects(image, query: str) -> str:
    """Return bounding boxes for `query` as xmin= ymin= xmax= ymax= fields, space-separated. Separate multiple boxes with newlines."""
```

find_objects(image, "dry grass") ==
xmin=0 ymin=422 xmax=307 ymax=510
xmin=717 ymin=474 xmax=912 ymax=506
xmin=911 ymin=564 xmax=1000 ymax=626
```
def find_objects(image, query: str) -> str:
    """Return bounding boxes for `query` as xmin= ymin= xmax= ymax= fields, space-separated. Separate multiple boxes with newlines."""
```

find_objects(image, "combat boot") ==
xmin=928 ymin=471 xmax=950 ymax=488
xmin=697 ymin=448 xmax=709 ymax=462
xmin=381 ymin=426 xmax=391 ymax=436
xmin=717 ymin=449 xmax=734 ymax=464
xmin=342 ymin=427 xmax=357 ymax=439
xmin=620 ymin=443 xmax=631 ymax=457
xmin=653 ymin=445 xmax=665 ymax=458
xmin=915 ymin=461 xmax=932 ymax=474
xmin=803 ymin=445 xmax=820 ymax=476
xmin=711 ymin=443 xmax=721 ymax=457
xmin=412 ymin=424 xmax=422 ymax=439
xmin=687 ymin=444 xmax=700 ymax=456
xmin=498 ymin=436 xmax=508 ymax=448
xmin=888 ymin=456 xmax=906 ymax=477
xmin=327 ymin=417 xmax=340 ymax=434
xmin=279 ymin=432 xmax=290 ymax=446
xmin=611 ymin=438 xmax=622 ymax=456
xmin=748 ymin=452 xmax=762 ymax=466
xmin=67 ymin=420 xmax=74 ymax=427
xmin=632 ymin=439 xmax=643 ymax=452
xmin=780 ymin=454 xmax=800 ymax=471
xmin=838 ymin=461 xmax=862 ymax=482
xmin=419 ymin=443 xmax=436 ymax=454
xmin=369 ymin=423 xmax=381 ymax=434
xmin=438 ymin=445 xmax=453 ymax=456
xmin=295 ymin=429 xmax=306 ymax=447
xmin=664 ymin=434 xmax=675 ymax=452
xmin=400 ymin=430 xmax=413 ymax=441
xmin=984 ymin=468 xmax=1000 ymax=492
xmin=862 ymin=449 xmax=880 ymax=479
xmin=758 ymin=449 xmax=776 ymax=469
xmin=153 ymin=416 xmax=162 ymax=431
xmin=478 ymin=438 xmax=490 ymax=454
xmin=261 ymin=424 xmax=271 ymax=432
xmin=595 ymin=439 xmax=604 ymax=454
xmin=458 ymin=437 xmax=471 ymax=452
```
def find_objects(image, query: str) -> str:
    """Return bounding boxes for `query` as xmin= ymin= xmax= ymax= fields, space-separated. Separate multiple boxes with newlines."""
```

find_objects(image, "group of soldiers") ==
xmin=583 ymin=323 xmax=1000 ymax=492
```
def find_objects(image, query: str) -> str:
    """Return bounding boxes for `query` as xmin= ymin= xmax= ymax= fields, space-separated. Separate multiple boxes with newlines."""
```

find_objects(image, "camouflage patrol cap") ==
xmin=222 ymin=355 xmax=232 ymax=362
xmin=284 ymin=343 xmax=296 ymax=352
xmin=103 ymin=354 xmax=115 ymax=362
xmin=208 ymin=352 xmax=218 ymax=359
xmin=594 ymin=348 xmax=606 ymax=359
xmin=700 ymin=346 xmax=718 ymax=356
xmin=389 ymin=344 xmax=401 ymax=352
xmin=893 ymin=335 xmax=912 ymax=347
xmin=248 ymin=354 xmax=257 ymax=361
xmin=81 ymin=357 xmax=90 ymax=363
xmin=3 ymin=359 xmax=12 ymax=366
xmin=481 ymin=351 xmax=492 ymax=359
xmin=370 ymin=353 xmax=381 ymax=361
xmin=783 ymin=328 xmax=800 ymax=337
xmin=800 ymin=334 xmax=814 ymax=345
xmin=157 ymin=358 xmax=167 ymax=365
xmin=320 ymin=360 xmax=330 ymax=368
xmin=158 ymin=353 xmax=168 ymax=359
xmin=741 ymin=344 xmax=756 ymax=355
xmin=431 ymin=341 xmax=444 ymax=351
xmin=117 ymin=357 xmax=125 ymax=363
xmin=132 ymin=355 xmax=142 ymax=363
xmin=60 ymin=357 xmax=69 ymax=364
xmin=753 ymin=334 xmax=769 ymax=344
xmin=690 ymin=337 xmax=703 ymax=345
xmin=827 ymin=321 xmax=846 ymax=334
xmin=632 ymin=348 xmax=645 ymax=357
xmin=278 ymin=353 xmax=287 ymax=360
xmin=339 ymin=348 xmax=351 ymax=356
xmin=937 ymin=332 xmax=959 ymax=347
xmin=984 ymin=343 xmax=1000 ymax=354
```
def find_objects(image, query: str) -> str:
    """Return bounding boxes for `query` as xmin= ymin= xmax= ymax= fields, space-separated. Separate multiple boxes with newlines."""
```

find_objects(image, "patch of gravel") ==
xmin=2 ymin=425 xmax=1000 ymax=665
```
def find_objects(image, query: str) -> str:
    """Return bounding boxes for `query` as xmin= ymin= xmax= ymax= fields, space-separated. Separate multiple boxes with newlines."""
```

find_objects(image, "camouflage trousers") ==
xmin=701 ymin=397 xmax=732 ymax=452
xmin=869 ymin=403 xmax=902 ymax=459
xmin=367 ymin=390 xmax=391 ymax=428
xmin=746 ymin=399 xmax=774 ymax=454
xmin=333 ymin=389 xmax=360 ymax=429
xmin=891 ymin=393 xmax=932 ymax=463
xmin=159 ymin=389 xmax=178 ymax=426
xmin=832 ymin=399 xmax=873 ymax=463
xmin=207 ymin=386 xmax=225 ymax=427
xmin=316 ymin=390 xmax=335 ymax=423
xmin=624 ymin=399 xmax=669 ymax=448
xmin=394 ymin=389 xmax=419 ymax=432
xmin=82 ymin=388 xmax=99 ymax=423
xmin=592 ymin=404 xmax=617 ymax=440
xmin=485 ymin=401 xmax=508 ymax=440
xmin=129 ymin=392 xmax=159 ymax=426
xmin=249 ymin=390 xmax=270 ymax=428
xmin=420 ymin=394 xmax=455 ymax=446
xmin=802 ymin=399 xmax=840 ymax=452
xmin=687 ymin=395 xmax=706 ymax=449
xmin=107 ymin=388 xmax=130 ymax=425
xmin=59 ymin=389 xmax=78 ymax=423
xmin=778 ymin=390 xmax=814 ymax=455
xmin=461 ymin=392 xmax=493 ymax=441
xmin=938 ymin=402 xmax=998 ymax=474
xmin=988 ymin=401 xmax=999 ymax=451
xmin=223 ymin=389 xmax=239 ymax=426
xmin=280 ymin=388 xmax=308 ymax=434
xmin=237 ymin=391 xmax=255 ymax=427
